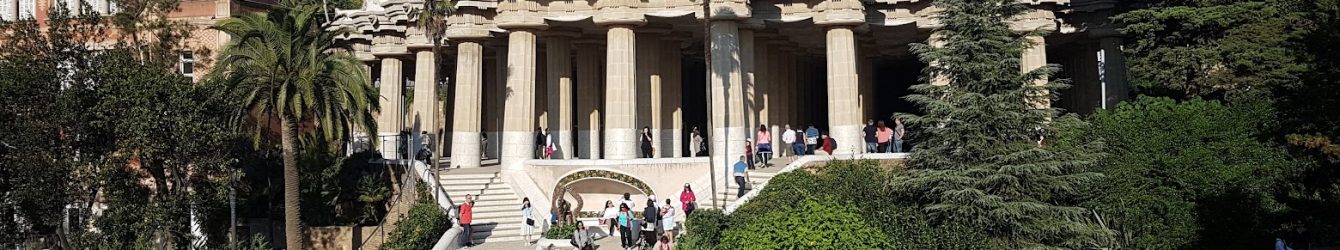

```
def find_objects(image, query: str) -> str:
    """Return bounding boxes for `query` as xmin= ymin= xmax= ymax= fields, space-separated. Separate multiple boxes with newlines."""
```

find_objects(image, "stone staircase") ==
xmin=712 ymin=171 xmax=779 ymax=207
xmin=438 ymin=170 xmax=528 ymax=244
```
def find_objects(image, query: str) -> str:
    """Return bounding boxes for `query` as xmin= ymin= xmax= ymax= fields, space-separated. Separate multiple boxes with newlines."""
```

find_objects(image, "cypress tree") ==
xmin=891 ymin=0 xmax=1111 ymax=248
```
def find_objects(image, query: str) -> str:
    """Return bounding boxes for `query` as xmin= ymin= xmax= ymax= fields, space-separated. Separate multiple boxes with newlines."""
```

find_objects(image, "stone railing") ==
xmin=723 ymin=153 xmax=908 ymax=214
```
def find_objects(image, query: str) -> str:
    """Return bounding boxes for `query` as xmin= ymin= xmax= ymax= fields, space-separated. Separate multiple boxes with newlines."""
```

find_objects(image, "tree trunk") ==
xmin=281 ymin=115 xmax=304 ymax=249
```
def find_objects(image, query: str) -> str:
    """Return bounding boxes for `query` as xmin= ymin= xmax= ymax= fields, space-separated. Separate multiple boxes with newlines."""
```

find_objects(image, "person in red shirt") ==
xmin=820 ymin=133 xmax=837 ymax=155
xmin=679 ymin=183 xmax=696 ymax=216
xmin=460 ymin=195 xmax=475 ymax=246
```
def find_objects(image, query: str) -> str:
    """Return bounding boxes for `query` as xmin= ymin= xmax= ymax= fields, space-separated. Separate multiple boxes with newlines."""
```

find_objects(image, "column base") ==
xmin=604 ymin=128 xmax=637 ymax=160
xmin=449 ymin=132 xmax=483 ymax=168
xmin=378 ymin=132 xmax=402 ymax=160
xmin=710 ymin=126 xmax=747 ymax=170
xmin=830 ymin=124 xmax=863 ymax=155
xmin=500 ymin=131 xmax=535 ymax=170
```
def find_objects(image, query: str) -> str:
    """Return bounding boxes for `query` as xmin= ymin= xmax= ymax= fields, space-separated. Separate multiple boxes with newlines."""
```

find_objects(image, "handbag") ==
xmin=526 ymin=218 xmax=535 ymax=226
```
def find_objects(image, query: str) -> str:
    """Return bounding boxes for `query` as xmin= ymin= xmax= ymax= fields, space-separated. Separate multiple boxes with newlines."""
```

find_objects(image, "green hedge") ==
xmin=544 ymin=223 xmax=576 ymax=239
xmin=677 ymin=209 xmax=727 ymax=250
xmin=719 ymin=197 xmax=891 ymax=250
xmin=382 ymin=185 xmax=452 ymax=250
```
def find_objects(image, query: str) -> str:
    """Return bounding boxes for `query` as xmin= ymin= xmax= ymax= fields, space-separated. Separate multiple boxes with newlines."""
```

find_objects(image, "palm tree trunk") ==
xmin=281 ymin=115 xmax=304 ymax=250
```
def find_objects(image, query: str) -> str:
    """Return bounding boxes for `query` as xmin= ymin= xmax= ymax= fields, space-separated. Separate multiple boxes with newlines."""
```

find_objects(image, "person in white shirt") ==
xmin=781 ymin=125 xmax=796 ymax=158
xmin=620 ymin=193 xmax=636 ymax=212
xmin=602 ymin=200 xmax=619 ymax=237
xmin=660 ymin=199 xmax=677 ymax=240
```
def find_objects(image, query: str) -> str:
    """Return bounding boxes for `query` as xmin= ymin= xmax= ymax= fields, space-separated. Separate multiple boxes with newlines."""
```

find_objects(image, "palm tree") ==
xmin=210 ymin=1 xmax=378 ymax=249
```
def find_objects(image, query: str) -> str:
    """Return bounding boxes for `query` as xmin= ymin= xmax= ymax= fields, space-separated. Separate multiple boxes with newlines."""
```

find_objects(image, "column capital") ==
xmin=814 ymin=0 xmax=865 ymax=26
xmin=543 ymin=28 xmax=583 ymax=38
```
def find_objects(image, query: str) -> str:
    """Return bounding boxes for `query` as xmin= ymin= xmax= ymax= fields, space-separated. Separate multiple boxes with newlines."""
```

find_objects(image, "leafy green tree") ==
xmin=1115 ymin=0 xmax=1309 ymax=100
xmin=210 ymin=1 xmax=379 ymax=248
xmin=891 ymin=0 xmax=1109 ymax=248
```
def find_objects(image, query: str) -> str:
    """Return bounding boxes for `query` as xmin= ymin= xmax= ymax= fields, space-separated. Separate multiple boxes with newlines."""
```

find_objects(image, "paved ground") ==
xmin=464 ymin=234 xmax=624 ymax=250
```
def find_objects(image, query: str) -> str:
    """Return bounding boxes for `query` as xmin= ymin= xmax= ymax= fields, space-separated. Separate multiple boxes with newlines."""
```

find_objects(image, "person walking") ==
xmin=573 ymin=221 xmax=595 ymax=250
xmin=804 ymin=125 xmax=820 ymax=155
xmin=820 ymin=133 xmax=837 ymax=155
xmin=876 ymin=120 xmax=892 ymax=153
xmin=744 ymin=139 xmax=755 ymax=169
xmin=618 ymin=204 xmax=635 ymax=250
xmin=641 ymin=126 xmax=654 ymax=158
xmin=863 ymin=119 xmax=878 ymax=153
xmin=756 ymin=125 xmax=773 ymax=166
xmin=733 ymin=155 xmax=749 ymax=198
xmin=679 ymin=183 xmax=696 ymax=216
xmin=780 ymin=125 xmax=796 ymax=157
xmin=642 ymin=199 xmax=660 ymax=246
xmin=894 ymin=118 xmax=906 ymax=153
xmin=602 ymin=200 xmax=619 ymax=237
xmin=522 ymin=197 xmax=536 ymax=245
xmin=545 ymin=128 xmax=558 ymax=159
xmin=460 ymin=195 xmax=475 ymax=246
xmin=535 ymin=127 xmax=548 ymax=159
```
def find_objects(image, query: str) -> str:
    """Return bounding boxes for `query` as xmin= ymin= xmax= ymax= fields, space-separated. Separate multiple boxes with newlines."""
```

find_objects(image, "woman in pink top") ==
xmin=876 ymin=120 xmax=893 ymax=153
xmin=756 ymin=125 xmax=773 ymax=166
xmin=680 ymin=183 xmax=697 ymax=216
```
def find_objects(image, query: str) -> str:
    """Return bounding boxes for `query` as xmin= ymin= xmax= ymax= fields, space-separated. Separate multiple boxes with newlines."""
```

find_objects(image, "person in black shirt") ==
xmin=862 ymin=119 xmax=877 ymax=153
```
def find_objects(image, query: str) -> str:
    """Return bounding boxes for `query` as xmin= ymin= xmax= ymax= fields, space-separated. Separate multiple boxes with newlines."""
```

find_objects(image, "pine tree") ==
xmin=891 ymin=0 xmax=1111 ymax=248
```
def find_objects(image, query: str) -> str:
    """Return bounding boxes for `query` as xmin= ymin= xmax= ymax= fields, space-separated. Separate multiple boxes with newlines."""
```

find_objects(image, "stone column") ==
xmin=412 ymin=50 xmax=438 ymax=134
xmin=575 ymin=41 xmax=603 ymax=159
xmin=660 ymin=38 xmax=684 ymax=157
xmin=604 ymin=25 xmax=639 ymax=159
xmin=779 ymin=50 xmax=795 ymax=127
xmin=755 ymin=39 xmax=777 ymax=149
xmin=710 ymin=20 xmax=746 ymax=168
xmin=825 ymin=26 xmax=861 ymax=154
xmin=635 ymin=33 xmax=660 ymax=157
xmin=740 ymin=29 xmax=757 ymax=137
xmin=1022 ymin=35 xmax=1049 ymax=107
xmin=546 ymin=34 xmax=576 ymax=159
xmin=4 ymin=0 xmax=18 ymax=21
xmin=501 ymin=29 xmax=539 ymax=169
xmin=450 ymin=41 xmax=485 ymax=168
xmin=858 ymin=46 xmax=875 ymax=120
xmin=1099 ymin=36 xmax=1130 ymax=109
xmin=378 ymin=56 xmax=404 ymax=158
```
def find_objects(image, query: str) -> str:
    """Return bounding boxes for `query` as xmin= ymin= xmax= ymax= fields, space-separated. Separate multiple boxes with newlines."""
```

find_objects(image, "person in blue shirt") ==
xmin=805 ymin=125 xmax=820 ymax=155
xmin=733 ymin=155 xmax=749 ymax=198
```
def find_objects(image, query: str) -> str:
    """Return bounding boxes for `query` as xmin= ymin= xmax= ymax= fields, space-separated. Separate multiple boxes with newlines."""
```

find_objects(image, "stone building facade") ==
xmin=330 ymin=0 xmax=1129 ymax=169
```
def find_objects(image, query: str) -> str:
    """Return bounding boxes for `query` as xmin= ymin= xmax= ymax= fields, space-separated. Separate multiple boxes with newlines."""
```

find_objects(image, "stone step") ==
xmin=440 ymin=173 xmax=501 ymax=180
xmin=439 ymin=177 xmax=500 ymax=185
xmin=441 ymin=183 xmax=512 ymax=192
xmin=470 ymin=210 xmax=523 ymax=220
xmin=447 ymin=187 xmax=516 ymax=197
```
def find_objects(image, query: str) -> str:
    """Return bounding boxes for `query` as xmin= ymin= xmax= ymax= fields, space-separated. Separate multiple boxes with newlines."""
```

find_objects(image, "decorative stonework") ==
xmin=554 ymin=169 xmax=656 ymax=196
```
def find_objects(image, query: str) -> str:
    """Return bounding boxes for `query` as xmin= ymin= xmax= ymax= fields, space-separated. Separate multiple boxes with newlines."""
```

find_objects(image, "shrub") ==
xmin=1084 ymin=97 xmax=1295 ymax=249
xmin=544 ymin=223 xmax=576 ymax=239
xmin=719 ymin=197 xmax=891 ymax=249
xmin=382 ymin=187 xmax=451 ymax=250
xmin=677 ymin=209 xmax=727 ymax=250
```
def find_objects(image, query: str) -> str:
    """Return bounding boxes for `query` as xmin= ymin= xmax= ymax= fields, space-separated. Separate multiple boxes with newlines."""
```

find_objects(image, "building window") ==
xmin=178 ymin=53 xmax=195 ymax=79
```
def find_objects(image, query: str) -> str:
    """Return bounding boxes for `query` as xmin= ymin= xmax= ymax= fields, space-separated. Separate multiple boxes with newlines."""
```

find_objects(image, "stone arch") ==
xmin=550 ymin=169 xmax=657 ymax=222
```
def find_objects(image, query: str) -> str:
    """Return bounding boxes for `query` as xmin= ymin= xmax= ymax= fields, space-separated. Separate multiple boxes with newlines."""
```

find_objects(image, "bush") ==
xmin=677 ymin=209 xmax=727 ymax=250
xmin=1083 ymin=97 xmax=1295 ymax=249
xmin=544 ymin=223 xmax=576 ymax=239
xmin=382 ymin=185 xmax=451 ymax=250
xmin=719 ymin=197 xmax=891 ymax=249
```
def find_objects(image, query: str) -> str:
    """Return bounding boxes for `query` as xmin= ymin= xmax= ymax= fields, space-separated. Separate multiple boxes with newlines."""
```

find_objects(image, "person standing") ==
xmin=792 ymin=129 xmax=807 ymax=157
xmin=621 ymin=193 xmax=636 ymax=211
xmin=521 ymin=197 xmax=536 ymax=245
xmin=894 ymin=118 xmax=906 ymax=153
xmin=618 ymin=204 xmax=635 ymax=250
xmin=602 ymin=200 xmax=619 ymax=237
xmin=679 ymin=183 xmax=696 ymax=216
xmin=661 ymin=199 xmax=677 ymax=240
xmin=642 ymin=199 xmax=660 ymax=245
xmin=535 ymin=127 xmax=548 ymax=159
xmin=804 ymin=125 xmax=820 ymax=155
xmin=480 ymin=133 xmax=488 ymax=159
xmin=733 ymin=155 xmax=749 ymax=198
xmin=756 ymin=125 xmax=773 ymax=166
xmin=546 ymin=127 xmax=558 ymax=159
xmin=876 ymin=120 xmax=892 ymax=153
xmin=744 ymin=139 xmax=755 ymax=169
xmin=689 ymin=127 xmax=703 ymax=157
xmin=460 ymin=195 xmax=475 ymax=246
xmin=863 ymin=119 xmax=878 ymax=153
xmin=781 ymin=125 xmax=796 ymax=158
xmin=641 ymin=126 xmax=654 ymax=158
xmin=573 ymin=221 xmax=595 ymax=250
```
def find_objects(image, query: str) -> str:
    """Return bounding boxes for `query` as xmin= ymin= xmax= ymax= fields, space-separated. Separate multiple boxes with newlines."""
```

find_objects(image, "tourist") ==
xmin=863 ymin=119 xmax=877 ymax=153
xmin=805 ymin=125 xmax=820 ymax=154
xmin=641 ymin=126 xmax=654 ymax=158
xmin=744 ymin=139 xmax=755 ymax=169
xmin=522 ymin=197 xmax=535 ymax=245
xmin=734 ymin=155 xmax=749 ymax=198
xmin=679 ymin=183 xmax=696 ymax=216
xmin=876 ymin=120 xmax=892 ymax=153
xmin=535 ymin=127 xmax=547 ymax=159
xmin=792 ymin=129 xmax=807 ymax=157
xmin=573 ymin=221 xmax=595 ymax=250
xmin=894 ymin=118 xmax=906 ymax=153
xmin=654 ymin=235 xmax=672 ymax=250
xmin=460 ymin=195 xmax=475 ymax=246
xmin=545 ymin=127 xmax=557 ymax=159
xmin=780 ymin=124 xmax=795 ymax=157
xmin=642 ymin=199 xmax=660 ymax=245
xmin=621 ymin=193 xmax=636 ymax=210
xmin=690 ymin=127 xmax=704 ymax=157
xmin=479 ymin=133 xmax=487 ymax=159
xmin=602 ymin=200 xmax=619 ymax=237
xmin=661 ymin=199 xmax=677 ymax=240
xmin=756 ymin=124 xmax=772 ymax=166
xmin=618 ymin=204 xmax=635 ymax=250
xmin=820 ymin=133 xmax=837 ymax=155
